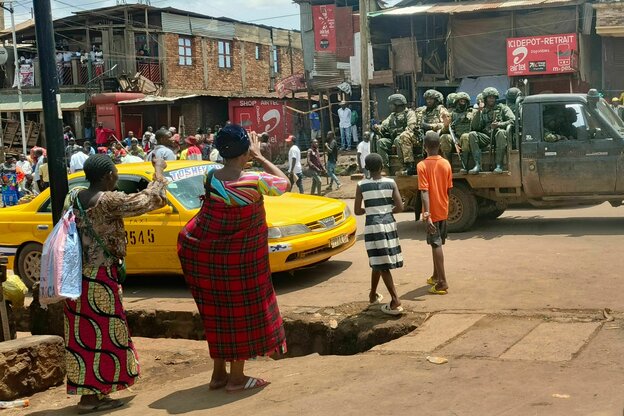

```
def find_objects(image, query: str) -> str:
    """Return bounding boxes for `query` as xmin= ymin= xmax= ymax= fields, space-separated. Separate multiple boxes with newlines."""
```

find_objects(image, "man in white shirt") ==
xmin=146 ymin=128 xmax=177 ymax=161
xmin=16 ymin=154 xmax=32 ymax=175
xmin=70 ymin=147 xmax=89 ymax=173
xmin=142 ymin=126 xmax=156 ymax=151
xmin=337 ymin=101 xmax=352 ymax=151
xmin=357 ymin=131 xmax=371 ymax=179
xmin=286 ymin=135 xmax=304 ymax=193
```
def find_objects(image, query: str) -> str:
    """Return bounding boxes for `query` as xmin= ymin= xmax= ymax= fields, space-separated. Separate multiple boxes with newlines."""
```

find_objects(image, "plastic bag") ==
xmin=2 ymin=274 xmax=28 ymax=308
xmin=39 ymin=208 xmax=82 ymax=306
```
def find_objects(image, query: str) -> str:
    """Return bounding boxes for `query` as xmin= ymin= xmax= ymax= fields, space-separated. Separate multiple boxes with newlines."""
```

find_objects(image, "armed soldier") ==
xmin=440 ymin=92 xmax=474 ymax=172
xmin=446 ymin=93 xmax=458 ymax=112
xmin=467 ymin=87 xmax=515 ymax=174
xmin=419 ymin=90 xmax=449 ymax=135
xmin=505 ymin=87 xmax=522 ymax=115
xmin=374 ymin=93 xmax=419 ymax=174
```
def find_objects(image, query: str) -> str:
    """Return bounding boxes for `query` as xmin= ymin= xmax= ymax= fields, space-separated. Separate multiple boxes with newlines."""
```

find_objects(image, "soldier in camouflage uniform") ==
xmin=418 ymin=90 xmax=449 ymax=136
xmin=374 ymin=93 xmax=419 ymax=174
xmin=505 ymin=87 xmax=522 ymax=115
xmin=439 ymin=92 xmax=474 ymax=172
xmin=446 ymin=93 xmax=458 ymax=112
xmin=467 ymin=87 xmax=515 ymax=174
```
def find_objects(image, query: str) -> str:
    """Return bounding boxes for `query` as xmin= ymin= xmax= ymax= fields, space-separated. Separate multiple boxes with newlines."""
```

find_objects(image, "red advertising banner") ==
xmin=506 ymin=33 xmax=578 ymax=77
xmin=312 ymin=5 xmax=336 ymax=53
xmin=228 ymin=99 xmax=288 ymax=141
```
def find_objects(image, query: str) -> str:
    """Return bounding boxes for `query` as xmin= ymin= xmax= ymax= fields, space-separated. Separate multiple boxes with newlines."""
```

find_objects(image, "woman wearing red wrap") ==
xmin=177 ymin=124 xmax=290 ymax=393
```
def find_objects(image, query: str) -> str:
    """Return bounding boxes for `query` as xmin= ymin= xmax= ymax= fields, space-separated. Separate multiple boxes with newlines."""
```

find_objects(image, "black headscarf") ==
xmin=215 ymin=124 xmax=250 ymax=159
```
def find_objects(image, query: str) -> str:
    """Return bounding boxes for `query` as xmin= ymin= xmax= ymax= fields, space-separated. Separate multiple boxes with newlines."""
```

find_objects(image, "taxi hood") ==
xmin=264 ymin=193 xmax=347 ymax=227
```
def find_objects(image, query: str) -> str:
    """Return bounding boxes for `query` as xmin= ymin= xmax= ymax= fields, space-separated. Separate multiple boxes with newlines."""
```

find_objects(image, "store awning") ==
xmin=0 ymin=93 xmax=87 ymax=112
xmin=369 ymin=0 xmax=583 ymax=17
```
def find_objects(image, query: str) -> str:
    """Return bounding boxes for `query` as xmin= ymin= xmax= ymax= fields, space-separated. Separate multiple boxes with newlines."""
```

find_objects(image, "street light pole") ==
xmin=1 ymin=1 xmax=27 ymax=154
xmin=33 ymin=0 xmax=67 ymax=224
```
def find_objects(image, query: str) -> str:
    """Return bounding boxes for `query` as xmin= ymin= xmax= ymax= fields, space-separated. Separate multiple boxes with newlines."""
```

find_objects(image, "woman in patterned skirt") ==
xmin=66 ymin=154 xmax=167 ymax=413
xmin=354 ymin=153 xmax=405 ymax=315
xmin=178 ymin=124 xmax=290 ymax=393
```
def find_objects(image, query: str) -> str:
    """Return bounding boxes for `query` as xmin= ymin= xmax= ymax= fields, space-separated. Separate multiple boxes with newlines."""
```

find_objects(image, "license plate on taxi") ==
xmin=330 ymin=234 xmax=349 ymax=248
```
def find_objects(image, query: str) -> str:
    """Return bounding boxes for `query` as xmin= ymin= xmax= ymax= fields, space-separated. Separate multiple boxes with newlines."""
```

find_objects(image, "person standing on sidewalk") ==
xmin=178 ymin=125 xmax=289 ymax=393
xmin=357 ymin=132 xmax=371 ymax=179
xmin=325 ymin=132 xmax=341 ymax=191
xmin=350 ymin=104 xmax=359 ymax=149
xmin=417 ymin=131 xmax=453 ymax=295
xmin=337 ymin=101 xmax=352 ymax=151
xmin=310 ymin=104 xmax=321 ymax=142
xmin=307 ymin=139 xmax=325 ymax=196
xmin=287 ymin=135 xmax=304 ymax=193
xmin=354 ymin=153 xmax=404 ymax=315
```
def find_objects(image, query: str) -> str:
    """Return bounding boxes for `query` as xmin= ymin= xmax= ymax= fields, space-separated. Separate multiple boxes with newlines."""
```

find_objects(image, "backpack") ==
xmin=39 ymin=208 xmax=83 ymax=306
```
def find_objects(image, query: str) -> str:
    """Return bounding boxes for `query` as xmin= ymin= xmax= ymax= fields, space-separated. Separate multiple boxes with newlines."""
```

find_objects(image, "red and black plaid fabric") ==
xmin=177 ymin=195 xmax=287 ymax=361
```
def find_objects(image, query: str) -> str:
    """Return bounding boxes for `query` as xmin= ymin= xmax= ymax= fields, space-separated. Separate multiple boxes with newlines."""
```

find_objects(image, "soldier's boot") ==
xmin=469 ymin=152 xmax=481 ymax=175
xmin=459 ymin=152 xmax=470 ymax=174
xmin=494 ymin=147 xmax=505 ymax=174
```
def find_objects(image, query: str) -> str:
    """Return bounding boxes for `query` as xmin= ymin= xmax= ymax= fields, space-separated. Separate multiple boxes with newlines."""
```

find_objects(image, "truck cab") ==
xmin=396 ymin=90 xmax=624 ymax=232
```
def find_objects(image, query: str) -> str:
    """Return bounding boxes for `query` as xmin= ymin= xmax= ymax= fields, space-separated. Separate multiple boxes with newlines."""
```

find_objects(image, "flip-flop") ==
xmin=369 ymin=293 xmax=384 ymax=305
xmin=226 ymin=377 xmax=270 ymax=393
xmin=428 ymin=286 xmax=448 ymax=295
xmin=77 ymin=398 xmax=124 ymax=414
xmin=381 ymin=303 xmax=404 ymax=316
xmin=426 ymin=276 xmax=436 ymax=286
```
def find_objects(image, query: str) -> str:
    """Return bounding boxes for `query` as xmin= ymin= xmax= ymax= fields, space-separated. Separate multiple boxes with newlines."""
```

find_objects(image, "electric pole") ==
xmin=359 ymin=0 xmax=370 ymax=140
xmin=33 ymin=0 xmax=67 ymax=224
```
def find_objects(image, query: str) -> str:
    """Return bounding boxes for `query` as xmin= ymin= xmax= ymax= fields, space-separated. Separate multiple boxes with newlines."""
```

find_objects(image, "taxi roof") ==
xmin=67 ymin=160 xmax=214 ymax=180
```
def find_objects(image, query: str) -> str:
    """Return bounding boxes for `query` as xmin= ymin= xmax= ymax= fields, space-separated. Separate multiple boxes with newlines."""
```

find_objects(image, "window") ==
xmin=178 ymin=37 xmax=192 ymax=66
xmin=255 ymin=44 xmax=261 ymax=60
xmin=218 ymin=40 xmax=232 ymax=69
xmin=271 ymin=46 xmax=280 ymax=74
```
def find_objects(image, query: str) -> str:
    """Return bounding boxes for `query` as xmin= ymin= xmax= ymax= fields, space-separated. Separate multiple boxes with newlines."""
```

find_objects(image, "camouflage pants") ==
xmin=466 ymin=130 xmax=507 ymax=155
xmin=441 ymin=133 xmax=469 ymax=154
xmin=376 ymin=137 xmax=393 ymax=169
xmin=397 ymin=133 xmax=418 ymax=163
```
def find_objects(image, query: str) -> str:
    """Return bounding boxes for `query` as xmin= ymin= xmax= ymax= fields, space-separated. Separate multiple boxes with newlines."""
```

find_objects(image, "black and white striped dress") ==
xmin=359 ymin=177 xmax=403 ymax=271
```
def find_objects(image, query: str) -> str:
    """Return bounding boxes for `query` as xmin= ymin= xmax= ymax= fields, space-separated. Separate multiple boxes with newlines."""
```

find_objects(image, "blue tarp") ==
xmin=458 ymin=76 xmax=510 ymax=103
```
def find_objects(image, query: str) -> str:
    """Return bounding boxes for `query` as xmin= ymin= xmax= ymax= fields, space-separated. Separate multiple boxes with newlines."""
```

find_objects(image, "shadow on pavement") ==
xmin=148 ymin=384 xmax=263 ymax=414
xmin=400 ymin=285 xmax=431 ymax=301
xmin=272 ymin=260 xmax=352 ymax=296
xmin=26 ymin=395 xmax=137 ymax=415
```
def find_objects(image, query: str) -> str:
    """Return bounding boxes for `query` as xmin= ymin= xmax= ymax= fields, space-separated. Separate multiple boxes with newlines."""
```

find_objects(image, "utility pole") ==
xmin=359 ymin=0 xmax=370 ymax=139
xmin=34 ymin=0 xmax=67 ymax=224
xmin=1 ymin=1 xmax=27 ymax=154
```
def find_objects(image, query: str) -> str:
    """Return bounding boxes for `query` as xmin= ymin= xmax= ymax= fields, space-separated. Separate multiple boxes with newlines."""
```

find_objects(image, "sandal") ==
xmin=77 ymin=398 xmax=124 ymax=414
xmin=226 ymin=377 xmax=270 ymax=393
xmin=369 ymin=293 xmax=384 ymax=305
xmin=428 ymin=285 xmax=448 ymax=295
xmin=381 ymin=303 xmax=404 ymax=316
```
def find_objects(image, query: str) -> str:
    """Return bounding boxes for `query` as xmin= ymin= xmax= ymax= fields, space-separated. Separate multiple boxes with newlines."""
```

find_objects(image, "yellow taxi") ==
xmin=0 ymin=161 xmax=357 ymax=288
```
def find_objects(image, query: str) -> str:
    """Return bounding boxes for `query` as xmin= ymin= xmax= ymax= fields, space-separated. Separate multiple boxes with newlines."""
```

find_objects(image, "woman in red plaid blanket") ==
xmin=178 ymin=124 xmax=290 ymax=393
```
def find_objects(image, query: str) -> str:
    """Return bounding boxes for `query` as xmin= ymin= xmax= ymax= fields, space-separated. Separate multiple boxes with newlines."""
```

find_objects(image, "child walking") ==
xmin=354 ymin=153 xmax=404 ymax=315
xmin=417 ymin=131 xmax=453 ymax=295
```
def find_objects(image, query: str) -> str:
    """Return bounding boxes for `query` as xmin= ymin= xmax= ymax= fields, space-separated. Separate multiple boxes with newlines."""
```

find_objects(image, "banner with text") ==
xmin=312 ymin=5 xmax=336 ymax=53
xmin=506 ymin=33 xmax=578 ymax=76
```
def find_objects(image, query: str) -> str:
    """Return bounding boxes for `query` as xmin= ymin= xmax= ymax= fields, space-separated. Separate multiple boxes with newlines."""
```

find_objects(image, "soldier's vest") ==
xmin=420 ymin=104 xmax=445 ymax=124
xmin=480 ymin=104 xmax=505 ymax=134
xmin=388 ymin=110 xmax=409 ymax=139
xmin=451 ymin=108 xmax=474 ymax=136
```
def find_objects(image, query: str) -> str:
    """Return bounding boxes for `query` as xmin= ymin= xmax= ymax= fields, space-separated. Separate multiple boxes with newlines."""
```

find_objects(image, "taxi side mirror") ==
xmin=148 ymin=205 xmax=173 ymax=215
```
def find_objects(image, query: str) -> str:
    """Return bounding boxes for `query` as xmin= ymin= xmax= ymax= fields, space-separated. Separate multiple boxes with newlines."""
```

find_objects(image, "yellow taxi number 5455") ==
xmin=125 ymin=229 xmax=155 ymax=245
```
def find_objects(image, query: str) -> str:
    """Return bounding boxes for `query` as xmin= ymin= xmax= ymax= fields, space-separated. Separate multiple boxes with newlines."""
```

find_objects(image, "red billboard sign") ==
xmin=312 ymin=5 xmax=336 ymax=53
xmin=506 ymin=33 xmax=578 ymax=77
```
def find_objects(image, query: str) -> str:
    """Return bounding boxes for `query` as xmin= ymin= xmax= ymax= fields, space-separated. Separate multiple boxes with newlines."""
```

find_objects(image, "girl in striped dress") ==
xmin=354 ymin=153 xmax=404 ymax=315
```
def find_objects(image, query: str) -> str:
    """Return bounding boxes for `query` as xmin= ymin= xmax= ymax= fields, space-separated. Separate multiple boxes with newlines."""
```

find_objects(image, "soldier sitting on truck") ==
xmin=467 ymin=87 xmax=515 ymax=174
xmin=374 ymin=94 xmax=419 ymax=174
xmin=419 ymin=90 xmax=449 ymax=137
xmin=446 ymin=93 xmax=457 ymax=112
xmin=440 ymin=92 xmax=474 ymax=171
xmin=505 ymin=87 xmax=522 ymax=115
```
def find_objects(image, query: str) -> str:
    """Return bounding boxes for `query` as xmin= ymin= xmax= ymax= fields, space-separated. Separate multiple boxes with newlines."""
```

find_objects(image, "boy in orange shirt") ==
xmin=417 ymin=131 xmax=453 ymax=294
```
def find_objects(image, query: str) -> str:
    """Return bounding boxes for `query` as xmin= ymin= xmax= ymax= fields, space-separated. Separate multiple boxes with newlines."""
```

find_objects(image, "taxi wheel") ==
xmin=17 ymin=243 xmax=42 ymax=290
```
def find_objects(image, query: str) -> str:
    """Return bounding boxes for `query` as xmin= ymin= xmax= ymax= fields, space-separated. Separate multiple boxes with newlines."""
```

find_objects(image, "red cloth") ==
xmin=96 ymin=127 xmax=114 ymax=145
xmin=177 ymin=177 xmax=286 ymax=361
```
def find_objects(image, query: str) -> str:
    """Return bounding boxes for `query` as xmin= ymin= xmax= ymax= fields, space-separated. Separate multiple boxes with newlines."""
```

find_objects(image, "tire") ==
xmin=447 ymin=183 xmax=478 ymax=232
xmin=16 ymin=242 xmax=42 ymax=290
xmin=478 ymin=200 xmax=507 ymax=220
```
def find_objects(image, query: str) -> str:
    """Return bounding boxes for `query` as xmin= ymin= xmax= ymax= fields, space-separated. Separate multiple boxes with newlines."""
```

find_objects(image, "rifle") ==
xmin=488 ymin=110 xmax=501 ymax=171
xmin=448 ymin=125 xmax=466 ymax=171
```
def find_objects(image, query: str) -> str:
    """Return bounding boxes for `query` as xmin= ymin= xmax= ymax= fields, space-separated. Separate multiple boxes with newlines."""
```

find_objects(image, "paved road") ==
xmin=122 ymin=201 xmax=624 ymax=314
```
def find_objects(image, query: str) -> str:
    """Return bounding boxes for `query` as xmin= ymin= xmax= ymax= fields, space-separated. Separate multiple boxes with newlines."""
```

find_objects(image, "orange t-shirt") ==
xmin=417 ymin=155 xmax=453 ymax=222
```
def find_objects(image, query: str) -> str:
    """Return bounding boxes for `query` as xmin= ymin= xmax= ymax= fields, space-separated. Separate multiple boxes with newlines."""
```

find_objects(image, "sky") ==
xmin=7 ymin=0 xmax=303 ymax=30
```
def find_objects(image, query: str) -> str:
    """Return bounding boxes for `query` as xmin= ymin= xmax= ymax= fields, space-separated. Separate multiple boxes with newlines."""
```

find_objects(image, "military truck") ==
xmin=393 ymin=89 xmax=624 ymax=232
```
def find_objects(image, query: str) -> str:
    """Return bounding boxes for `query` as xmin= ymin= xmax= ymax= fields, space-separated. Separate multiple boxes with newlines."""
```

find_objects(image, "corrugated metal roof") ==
xmin=370 ymin=0 xmax=583 ymax=17
xmin=117 ymin=94 xmax=199 ymax=105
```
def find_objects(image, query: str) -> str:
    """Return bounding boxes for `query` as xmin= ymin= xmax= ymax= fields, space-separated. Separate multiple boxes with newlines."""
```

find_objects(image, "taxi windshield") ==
xmin=165 ymin=164 xmax=217 ymax=210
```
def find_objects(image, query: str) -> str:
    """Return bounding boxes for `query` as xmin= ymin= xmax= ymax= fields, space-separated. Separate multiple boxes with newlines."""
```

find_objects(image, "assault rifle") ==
xmin=448 ymin=125 xmax=467 ymax=171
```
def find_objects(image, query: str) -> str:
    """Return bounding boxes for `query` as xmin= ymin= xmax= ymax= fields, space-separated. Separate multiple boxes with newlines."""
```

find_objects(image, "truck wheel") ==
xmin=16 ymin=242 xmax=42 ymax=290
xmin=447 ymin=183 xmax=478 ymax=232
xmin=478 ymin=201 xmax=507 ymax=220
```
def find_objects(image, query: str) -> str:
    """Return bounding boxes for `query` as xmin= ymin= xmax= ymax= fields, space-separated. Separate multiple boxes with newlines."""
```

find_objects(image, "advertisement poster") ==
xmin=228 ymin=99 xmax=288 ymax=142
xmin=506 ymin=33 xmax=578 ymax=77
xmin=312 ymin=5 xmax=336 ymax=53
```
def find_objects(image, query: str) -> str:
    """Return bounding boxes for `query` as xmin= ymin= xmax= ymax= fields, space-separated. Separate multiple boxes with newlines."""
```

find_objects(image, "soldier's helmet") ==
xmin=482 ymin=87 xmax=500 ymax=99
xmin=388 ymin=93 xmax=408 ymax=106
xmin=506 ymin=87 xmax=522 ymax=102
xmin=455 ymin=92 xmax=471 ymax=104
xmin=446 ymin=93 xmax=457 ymax=108
xmin=424 ymin=89 xmax=442 ymax=104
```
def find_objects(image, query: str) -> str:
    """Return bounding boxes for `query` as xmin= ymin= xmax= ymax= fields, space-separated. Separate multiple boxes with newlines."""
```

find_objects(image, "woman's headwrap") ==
xmin=215 ymin=124 xmax=250 ymax=159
